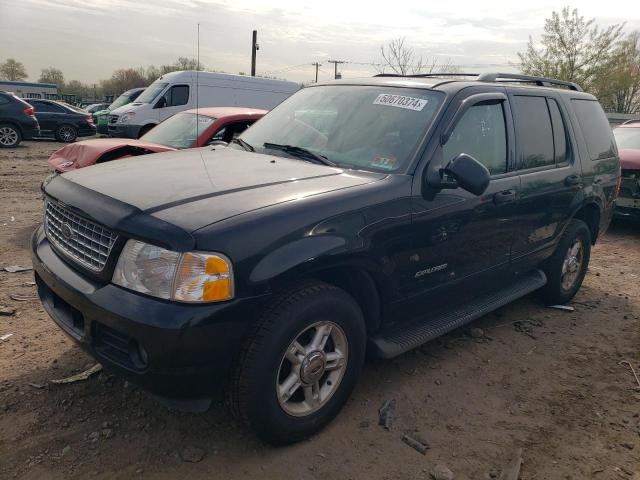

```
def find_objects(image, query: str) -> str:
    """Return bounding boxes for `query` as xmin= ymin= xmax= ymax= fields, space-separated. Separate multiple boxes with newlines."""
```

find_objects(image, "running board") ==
xmin=369 ymin=269 xmax=547 ymax=359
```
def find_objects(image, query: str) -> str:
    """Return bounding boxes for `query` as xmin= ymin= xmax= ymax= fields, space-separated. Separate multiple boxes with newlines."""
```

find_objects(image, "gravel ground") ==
xmin=1 ymin=140 xmax=639 ymax=480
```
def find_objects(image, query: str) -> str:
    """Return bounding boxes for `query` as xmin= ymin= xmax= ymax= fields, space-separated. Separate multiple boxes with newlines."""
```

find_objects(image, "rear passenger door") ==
xmin=31 ymin=101 xmax=62 ymax=133
xmin=509 ymin=90 xmax=581 ymax=268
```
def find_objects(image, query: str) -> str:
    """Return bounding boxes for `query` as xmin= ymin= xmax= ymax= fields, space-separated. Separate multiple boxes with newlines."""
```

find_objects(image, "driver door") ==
xmin=403 ymin=90 xmax=521 ymax=305
xmin=156 ymin=84 xmax=190 ymax=122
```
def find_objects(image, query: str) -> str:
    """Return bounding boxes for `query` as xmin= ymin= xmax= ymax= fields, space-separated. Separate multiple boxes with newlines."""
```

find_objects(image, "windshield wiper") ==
xmin=263 ymin=143 xmax=337 ymax=167
xmin=231 ymin=137 xmax=255 ymax=152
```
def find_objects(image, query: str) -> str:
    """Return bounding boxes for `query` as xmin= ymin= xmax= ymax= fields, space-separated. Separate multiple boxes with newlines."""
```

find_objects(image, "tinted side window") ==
xmin=547 ymin=99 xmax=568 ymax=164
xmin=513 ymin=95 xmax=554 ymax=169
xmin=443 ymin=102 xmax=507 ymax=175
xmin=571 ymin=99 xmax=616 ymax=160
xmin=166 ymin=85 xmax=189 ymax=107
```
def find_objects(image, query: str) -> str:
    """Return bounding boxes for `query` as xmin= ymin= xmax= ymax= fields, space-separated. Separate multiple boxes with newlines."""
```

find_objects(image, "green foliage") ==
xmin=517 ymin=7 xmax=640 ymax=112
xmin=0 ymin=58 xmax=27 ymax=81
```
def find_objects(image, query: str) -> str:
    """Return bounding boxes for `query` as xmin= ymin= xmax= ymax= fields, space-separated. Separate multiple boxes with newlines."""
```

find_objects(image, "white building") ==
xmin=0 ymin=80 xmax=57 ymax=99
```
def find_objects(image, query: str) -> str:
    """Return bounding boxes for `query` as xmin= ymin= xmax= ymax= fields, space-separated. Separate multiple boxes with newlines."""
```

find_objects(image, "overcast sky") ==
xmin=1 ymin=0 xmax=640 ymax=84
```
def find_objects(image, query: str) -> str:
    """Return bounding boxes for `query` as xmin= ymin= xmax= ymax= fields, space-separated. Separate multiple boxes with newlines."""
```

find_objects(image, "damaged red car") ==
xmin=613 ymin=121 xmax=640 ymax=221
xmin=47 ymin=107 xmax=266 ymax=173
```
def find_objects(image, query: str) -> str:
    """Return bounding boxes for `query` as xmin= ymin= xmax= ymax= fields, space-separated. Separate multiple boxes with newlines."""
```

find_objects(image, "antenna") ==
xmin=196 ymin=23 xmax=200 ymax=142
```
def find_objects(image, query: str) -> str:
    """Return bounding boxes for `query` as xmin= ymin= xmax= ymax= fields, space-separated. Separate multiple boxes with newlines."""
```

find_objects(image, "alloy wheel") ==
xmin=0 ymin=127 xmax=18 ymax=146
xmin=276 ymin=321 xmax=348 ymax=417
xmin=561 ymin=238 xmax=584 ymax=291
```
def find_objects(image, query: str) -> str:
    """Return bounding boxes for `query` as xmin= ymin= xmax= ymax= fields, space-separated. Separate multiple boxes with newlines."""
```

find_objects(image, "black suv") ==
xmin=28 ymin=99 xmax=96 ymax=142
xmin=0 ymin=91 xmax=40 ymax=148
xmin=32 ymin=73 xmax=619 ymax=444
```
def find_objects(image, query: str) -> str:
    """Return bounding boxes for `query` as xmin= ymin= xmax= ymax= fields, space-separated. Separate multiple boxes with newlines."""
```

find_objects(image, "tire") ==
xmin=55 ymin=124 xmax=77 ymax=143
xmin=229 ymin=281 xmax=366 ymax=445
xmin=137 ymin=125 xmax=154 ymax=138
xmin=0 ymin=123 xmax=21 ymax=148
xmin=541 ymin=219 xmax=591 ymax=304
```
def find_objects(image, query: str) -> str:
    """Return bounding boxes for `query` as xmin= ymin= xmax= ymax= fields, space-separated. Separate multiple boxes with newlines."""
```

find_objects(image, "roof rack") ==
xmin=373 ymin=72 xmax=583 ymax=92
xmin=477 ymin=73 xmax=583 ymax=92
xmin=374 ymin=73 xmax=480 ymax=78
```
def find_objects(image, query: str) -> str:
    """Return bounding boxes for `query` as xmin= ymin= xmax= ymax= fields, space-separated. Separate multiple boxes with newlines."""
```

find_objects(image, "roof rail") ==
xmin=476 ymin=72 xmax=583 ymax=92
xmin=374 ymin=73 xmax=480 ymax=78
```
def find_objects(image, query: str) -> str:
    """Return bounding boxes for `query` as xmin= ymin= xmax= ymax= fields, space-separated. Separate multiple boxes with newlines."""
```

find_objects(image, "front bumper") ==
xmin=614 ymin=204 xmax=640 ymax=222
xmin=31 ymin=226 xmax=266 ymax=400
xmin=108 ymin=123 xmax=142 ymax=139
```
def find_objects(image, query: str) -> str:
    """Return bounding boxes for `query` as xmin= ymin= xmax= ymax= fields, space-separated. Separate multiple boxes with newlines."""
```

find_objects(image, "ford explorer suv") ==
xmin=32 ymin=73 xmax=619 ymax=444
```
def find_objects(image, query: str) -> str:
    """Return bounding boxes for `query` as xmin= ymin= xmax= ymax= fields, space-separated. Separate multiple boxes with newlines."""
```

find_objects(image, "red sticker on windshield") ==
xmin=370 ymin=156 xmax=397 ymax=170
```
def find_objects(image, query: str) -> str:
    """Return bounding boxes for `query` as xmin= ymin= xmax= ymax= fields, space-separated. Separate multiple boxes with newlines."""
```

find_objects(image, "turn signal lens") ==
xmin=173 ymin=252 xmax=233 ymax=302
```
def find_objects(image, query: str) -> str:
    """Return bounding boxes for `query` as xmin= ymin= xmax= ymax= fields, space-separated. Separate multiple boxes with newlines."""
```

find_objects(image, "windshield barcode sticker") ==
xmin=373 ymin=94 xmax=428 ymax=111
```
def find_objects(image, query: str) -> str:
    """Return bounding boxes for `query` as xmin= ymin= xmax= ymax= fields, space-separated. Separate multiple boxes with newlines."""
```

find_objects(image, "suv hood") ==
xmin=54 ymin=147 xmax=385 ymax=234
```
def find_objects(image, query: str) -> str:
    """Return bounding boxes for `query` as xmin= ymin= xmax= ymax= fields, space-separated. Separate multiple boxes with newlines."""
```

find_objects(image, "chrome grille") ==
xmin=108 ymin=114 xmax=118 ymax=124
xmin=44 ymin=199 xmax=118 ymax=272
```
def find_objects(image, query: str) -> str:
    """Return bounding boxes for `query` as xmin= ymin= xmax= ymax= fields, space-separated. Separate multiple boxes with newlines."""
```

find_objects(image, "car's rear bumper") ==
xmin=31 ymin=225 xmax=267 ymax=401
xmin=108 ymin=123 xmax=141 ymax=139
xmin=78 ymin=125 xmax=97 ymax=137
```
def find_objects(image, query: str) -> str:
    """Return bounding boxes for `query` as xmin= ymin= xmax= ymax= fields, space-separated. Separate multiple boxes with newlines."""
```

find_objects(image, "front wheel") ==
xmin=541 ymin=219 xmax=591 ymax=304
xmin=229 ymin=281 xmax=366 ymax=445
xmin=55 ymin=124 xmax=77 ymax=143
xmin=0 ymin=124 xmax=21 ymax=148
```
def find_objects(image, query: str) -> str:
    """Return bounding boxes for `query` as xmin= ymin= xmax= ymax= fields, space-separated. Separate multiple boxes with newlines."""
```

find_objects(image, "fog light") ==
xmin=128 ymin=340 xmax=149 ymax=369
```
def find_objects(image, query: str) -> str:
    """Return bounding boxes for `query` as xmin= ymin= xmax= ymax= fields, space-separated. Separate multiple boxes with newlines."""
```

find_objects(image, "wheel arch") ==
xmin=572 ymin=202 xmax=601 ymax=245
xmin=0 ymin=120 xmax=23 ymax=136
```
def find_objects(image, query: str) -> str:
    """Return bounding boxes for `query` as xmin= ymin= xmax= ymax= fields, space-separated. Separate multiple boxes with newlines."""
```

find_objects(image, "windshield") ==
xmin=109 ymin=90 xmax=138 ymax=111
xmin=237 ymin=85 xmax=442 ymax=172
xmin=141 ymin=112 xmax=215 ymax=148
xmin=614 ymin=127 xmax=640 ymax=150
xmin=136 ymin=82 xmax=168 ymax=104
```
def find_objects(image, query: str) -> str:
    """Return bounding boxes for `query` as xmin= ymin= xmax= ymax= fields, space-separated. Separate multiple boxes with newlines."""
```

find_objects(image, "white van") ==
xmin=107 ymin=71 xmax=299 ymax=138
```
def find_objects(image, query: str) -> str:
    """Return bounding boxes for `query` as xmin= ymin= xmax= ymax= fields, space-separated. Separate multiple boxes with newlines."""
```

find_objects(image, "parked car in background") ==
xmin=108 ymin=71 xmax=298 ymax=139
xmin=613 ymin=121 xmax=640 ymax=221
xmin=0 ymin=91 xmax=40 ymax=148
xmin=85 ymin=103 xmax=109 ymax=114
xmin=28 ymin=98 xmax=96 ymax=142
xmin=32 ymin=73 xmax=619 ymax=444
xmin=95 ymin=88 xmax=145 ymax=135
xmin=48 ymin=107 xmax=266 ymax=172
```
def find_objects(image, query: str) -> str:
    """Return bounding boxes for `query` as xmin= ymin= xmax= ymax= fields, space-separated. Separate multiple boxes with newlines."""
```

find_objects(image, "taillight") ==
xmin=86 ymin=115 xmax=94 ymax=124
xmin=24 ymin=106 xmax=35 ymax=117
xmin=614 ymin=165 xmax=622 ymax=199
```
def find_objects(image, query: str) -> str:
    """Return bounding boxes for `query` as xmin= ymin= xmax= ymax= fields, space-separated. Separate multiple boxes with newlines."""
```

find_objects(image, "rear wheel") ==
xmin=55 ymin=124 xmax=77 ymax=143
xmin=0 ymin=124 xmax=21 ymax=148
xmin=229 ymin=281 xmax=366 ymax=445
xmin=541 ymin=219 xmax=591 ymax=304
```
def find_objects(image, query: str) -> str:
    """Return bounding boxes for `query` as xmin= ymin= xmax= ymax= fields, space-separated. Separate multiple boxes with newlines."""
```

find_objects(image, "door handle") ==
xmin=565 ymin=174 xmax=582 ymax=187
xmin=493 ymin=189 xmax=517 ymax=205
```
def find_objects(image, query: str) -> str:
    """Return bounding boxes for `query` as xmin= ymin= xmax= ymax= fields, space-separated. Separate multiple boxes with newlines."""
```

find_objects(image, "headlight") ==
xmin=112 ymin=240 xmax=233 ymax=303
xmin=119 ymin=112 xmax=135 ymax=123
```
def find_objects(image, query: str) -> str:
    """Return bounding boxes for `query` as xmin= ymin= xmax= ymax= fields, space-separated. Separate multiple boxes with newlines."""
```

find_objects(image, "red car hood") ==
xmin=619 ymin=149 xmax=640 ymax=171
xmin=48 ymin=138 xmax=176 ymax=172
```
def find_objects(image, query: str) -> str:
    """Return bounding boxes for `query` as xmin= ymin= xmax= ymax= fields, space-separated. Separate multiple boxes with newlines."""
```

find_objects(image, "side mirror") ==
xmin=442 ymin=153 xmax=490 ymax=196
xmin=154 ymin=97 xmax=166 ymax=109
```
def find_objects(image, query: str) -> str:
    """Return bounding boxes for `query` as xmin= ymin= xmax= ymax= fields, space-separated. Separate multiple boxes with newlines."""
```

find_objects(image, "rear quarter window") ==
xmin=571 ymin=99 xmax=616 ymax=160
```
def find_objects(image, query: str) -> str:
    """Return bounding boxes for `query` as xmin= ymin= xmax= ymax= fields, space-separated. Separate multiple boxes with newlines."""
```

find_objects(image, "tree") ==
xmin=517 ymin=7 xmax=624 ymax=91
xmin=100 ymin=68 xmax=147 ymax=95
xmin=595 ymin=32 xmax=640 ymax=113
xmin=175 ymin=57 xmax=204 ymax=71
xmin=0 ymin=58 xmax=27 ymax=81
xmin=378 ymin=37 xmax=456 ymax=75
xmin=39 ymin=67 xmax=65 ymax=88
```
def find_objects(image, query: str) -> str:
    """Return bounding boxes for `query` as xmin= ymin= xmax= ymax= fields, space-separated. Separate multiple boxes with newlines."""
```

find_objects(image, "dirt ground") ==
xmin=1 ymin=139 xmax=639 ymax=480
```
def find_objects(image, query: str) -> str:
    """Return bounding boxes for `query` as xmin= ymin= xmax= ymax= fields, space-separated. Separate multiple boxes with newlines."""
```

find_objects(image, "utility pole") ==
xmin=312 ymin=62 xmax=322 ymax=82
xmin=251 ymin=30 xmax=259 ymax=76
xmin=327 ymin=60 xmax=345 ymax=79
